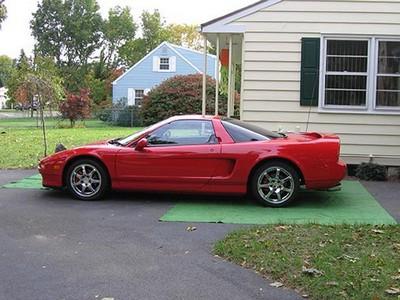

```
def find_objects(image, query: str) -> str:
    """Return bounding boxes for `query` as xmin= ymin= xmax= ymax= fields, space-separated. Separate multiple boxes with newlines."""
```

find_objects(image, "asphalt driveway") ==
xmin=0 ymin=170 xmax=301 ymax=300
xmin=0 ymin=170 xmax=398 ymax=300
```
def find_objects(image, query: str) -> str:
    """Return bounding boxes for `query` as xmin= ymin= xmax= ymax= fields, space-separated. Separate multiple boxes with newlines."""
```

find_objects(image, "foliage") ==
xmin=0 ymin=55 xmax=14 ymax=87
xmin=118 ymin=10 xmax=203 ymax=67
xmin=59 ymin=89 xmax=91 ymax=127
xmin=84 ymin=71 xmax=107 ymax=106
xmin=7 ymin=52 xmax=63 ymax=110
xmin=6 ymin=50 xmax=33 ymax=104
xmin=140 ymin=74 xmax=239 ymax=125
xmin=97 ymin=101 xmax=142 ymax=127
xmin=356 ymin=162 xmax=388 ymax=181
xmin=118 ymin=10 xmax=169 ymax=67
xmin=13 ymin=72 xmax=64 ymax=156
xmin=102 ymin=5 xmax=137 ymax=68
xmin=219 ymin=65 xmax=242 ymax=96
xmin=0 ymin=119 xmax=138 ymax=169
xmin=0 ymin=0 xmax=6 ymax=29
xmin=215 ymin=224 xmax=400 ymax=300
xmin=166 ymin=24 xmax=203 ymax=50
xmin=31 ymin=0 xmax=102 ymax=67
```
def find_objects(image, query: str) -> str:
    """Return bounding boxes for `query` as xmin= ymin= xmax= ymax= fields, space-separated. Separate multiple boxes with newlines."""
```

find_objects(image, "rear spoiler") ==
xmin=302 ymin=132 xmax=339 ymax=140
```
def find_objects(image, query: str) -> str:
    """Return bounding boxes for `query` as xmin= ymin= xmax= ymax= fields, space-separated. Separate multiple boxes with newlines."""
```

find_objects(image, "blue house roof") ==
xmin=112 ymin=42 xmax=216 ymax=104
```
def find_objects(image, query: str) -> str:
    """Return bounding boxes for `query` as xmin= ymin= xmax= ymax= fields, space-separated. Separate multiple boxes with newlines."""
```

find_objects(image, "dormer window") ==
xmin=159 ymin=57 xmax=170 ymax=70
xmin=153 ymin=56 xmax=176 ymax=72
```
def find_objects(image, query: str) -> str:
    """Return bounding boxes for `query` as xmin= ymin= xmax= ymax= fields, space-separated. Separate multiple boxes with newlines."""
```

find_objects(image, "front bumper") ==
xmin=38 ymin=162 xmax=64 ymax=188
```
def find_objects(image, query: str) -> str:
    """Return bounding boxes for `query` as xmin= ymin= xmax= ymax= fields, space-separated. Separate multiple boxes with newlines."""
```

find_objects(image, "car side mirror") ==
xmin=135 ymin=138 xmax=148 ymax=151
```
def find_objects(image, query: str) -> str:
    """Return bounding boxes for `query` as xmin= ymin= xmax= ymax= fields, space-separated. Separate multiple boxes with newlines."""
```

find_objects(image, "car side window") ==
xmin=221 ymin=120 xmax=270 ymax=143
xmin=147 ymin=120 xmax=217 ymax=146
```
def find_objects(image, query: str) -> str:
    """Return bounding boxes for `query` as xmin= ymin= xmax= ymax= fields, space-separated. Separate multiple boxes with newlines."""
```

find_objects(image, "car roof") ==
xmin=167 ymin=114 xmax=221 ymax=121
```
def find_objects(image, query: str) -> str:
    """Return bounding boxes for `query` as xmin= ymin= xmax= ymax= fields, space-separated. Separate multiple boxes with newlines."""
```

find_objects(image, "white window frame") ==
xmin=319 ymin=35 xmax=400 ymax=115
xmin=134 ymin=89 xmax=144 ymax=107
xmin=159 ymin=57 xmax=170 ymax=71
xmin=373 ymin=38 xmax=400 ymax=112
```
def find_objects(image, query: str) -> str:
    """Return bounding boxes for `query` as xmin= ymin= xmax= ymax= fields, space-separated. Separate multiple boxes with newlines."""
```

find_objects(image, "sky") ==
xmin=0 ymin=0 xmax=255 ymax=59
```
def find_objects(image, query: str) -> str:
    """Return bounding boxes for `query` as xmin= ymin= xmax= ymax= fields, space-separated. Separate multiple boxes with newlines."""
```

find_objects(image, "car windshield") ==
xmin=221 ymin=118 xmax=282 ymax=142
xmin=116 ymin=120 xmax=167 ymax=146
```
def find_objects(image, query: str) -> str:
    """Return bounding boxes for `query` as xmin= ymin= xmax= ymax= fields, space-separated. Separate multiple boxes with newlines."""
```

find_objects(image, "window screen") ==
xmin=159 ymin=57 xmax=170 ymax=70
xmin=135 ymin=89 xmax=144 ymax=106
xmin=324 ymin=40 xmax=369 ymax=106
xmin=376 ymin=41 xmax=400 ymax=107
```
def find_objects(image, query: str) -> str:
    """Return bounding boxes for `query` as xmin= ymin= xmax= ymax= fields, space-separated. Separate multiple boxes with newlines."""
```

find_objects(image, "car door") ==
xmin=115 ymin=120 xmax=221 ymax=192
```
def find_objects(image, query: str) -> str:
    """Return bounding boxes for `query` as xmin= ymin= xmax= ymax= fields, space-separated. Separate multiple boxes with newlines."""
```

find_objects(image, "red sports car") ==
xmin=39 ymin=115 xmax=346 ymax=207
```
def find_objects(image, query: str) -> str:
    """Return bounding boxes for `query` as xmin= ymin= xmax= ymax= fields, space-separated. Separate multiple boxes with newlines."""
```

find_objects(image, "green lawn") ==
xmin=0 ymin=118 xmax=140 ymax=169
xmin=214 ymin=225 xmax=400 ymax=300
xmin=0 ymin=117 xmax=106 ymax=128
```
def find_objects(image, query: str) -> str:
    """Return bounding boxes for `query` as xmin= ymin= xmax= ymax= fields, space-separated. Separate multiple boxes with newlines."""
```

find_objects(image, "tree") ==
xmin=0 ymin=55 xmax=14 ymax=87
xmin=119 ymin=10 xmax=169 ymax=66
xmin=14 ymin=72 xmax=64 ymax=156
xmin=0 ymin=0 xmax=7 ymax=29
xmin=166 ymin=24 xmax=203 ymax=50
xmin=30 ymin=0 xmax=65 ymax=64
xmin=59 ymin=88 xmax=91 ymax=127
xmin=7 ymin=50 xmax=33 ymax=107
xmin=31 ymin=0 xmax=102 ymax=67
xmin=102 ymin=6 xmax=137 ymax=68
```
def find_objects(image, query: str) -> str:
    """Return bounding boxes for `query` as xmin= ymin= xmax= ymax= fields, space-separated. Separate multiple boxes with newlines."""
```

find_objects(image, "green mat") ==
xmin=160 ymin=181 xmax=397 ymax=225
xmin=2 ymin=174 xmax=45 ymax=190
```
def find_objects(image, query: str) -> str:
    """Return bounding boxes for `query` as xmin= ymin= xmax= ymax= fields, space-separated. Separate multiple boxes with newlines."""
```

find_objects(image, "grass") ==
xmin=0 ymin=117 xmax=106 ymax=128
xmin=214 ymin=225 xmax=400 ymax=300
xmin=0 ymin=117 xmax=140 ymax=169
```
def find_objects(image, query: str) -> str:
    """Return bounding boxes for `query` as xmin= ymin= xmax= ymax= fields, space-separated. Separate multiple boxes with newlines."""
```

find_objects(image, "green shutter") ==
xmin=300 ymin=38 xmax=321 ymax=106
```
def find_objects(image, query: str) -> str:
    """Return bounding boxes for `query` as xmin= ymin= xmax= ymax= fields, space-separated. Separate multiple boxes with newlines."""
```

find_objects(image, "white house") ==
xmin=200 ymin=0 xmax=400 ymax=166
xmin=0 ymin=87 xmax=8 ymax=109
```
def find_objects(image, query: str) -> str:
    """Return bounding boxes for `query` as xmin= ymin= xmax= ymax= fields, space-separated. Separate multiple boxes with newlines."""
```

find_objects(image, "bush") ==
xmin=355 ymin=162 xmax=387 ymax=181
xmin=97 ymin=99 xmax=142 ymax=127
xmin=59 ymin=88 xmax=91 ymax=127
xmin=140 ymin=74 xmax=239 ymax=125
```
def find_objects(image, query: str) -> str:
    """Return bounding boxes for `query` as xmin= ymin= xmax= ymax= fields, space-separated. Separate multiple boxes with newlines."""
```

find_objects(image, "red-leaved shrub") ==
xmin=60 ymin=88 xmax=91 ymax=127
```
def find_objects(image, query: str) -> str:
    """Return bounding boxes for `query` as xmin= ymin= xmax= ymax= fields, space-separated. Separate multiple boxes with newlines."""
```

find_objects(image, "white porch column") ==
xmin=227 ymin=35 xmax=233 ymax=117
xmin=231 ymin=63 xmax=236 ymax=115
xmin=240 ymin=35 xmax=245 ymax=120
xmin=215 ymin=35 xmax=220 ymax=115
xmin=202 ymin=34 xmax=207 ymax=116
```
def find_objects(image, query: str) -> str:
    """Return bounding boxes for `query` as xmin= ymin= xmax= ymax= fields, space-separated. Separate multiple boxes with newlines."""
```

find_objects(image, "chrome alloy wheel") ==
xmin=69 ymin=164 xmax=102 ymax=198
xmin=257 ymin=167 xmax=295 ymax=204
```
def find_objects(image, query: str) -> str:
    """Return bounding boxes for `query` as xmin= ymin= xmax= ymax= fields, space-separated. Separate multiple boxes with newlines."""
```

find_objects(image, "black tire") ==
xmin=65 ymin=159 xmax=109 ymax=201
xmin=250 ymin=161 xmax=300 ymax=207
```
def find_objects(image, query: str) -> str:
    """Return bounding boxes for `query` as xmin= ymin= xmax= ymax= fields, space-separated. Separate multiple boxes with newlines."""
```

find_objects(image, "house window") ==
xmin=321 ymin=37 xmax=400 ymax=112
xmin=159 ymin=57 xmax=170 ymax=70
xmin=376 ymin=41 xmax=400 ymax=107
xmin=324 ymin=39 xmax=369 ymax=107
xmin=135 ymin=89 xmax=144 ymax=106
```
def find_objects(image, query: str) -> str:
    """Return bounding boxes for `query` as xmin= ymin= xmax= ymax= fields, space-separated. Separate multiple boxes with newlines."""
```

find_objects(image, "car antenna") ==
xmin=305 ymin=77 xmax=319 ymax=132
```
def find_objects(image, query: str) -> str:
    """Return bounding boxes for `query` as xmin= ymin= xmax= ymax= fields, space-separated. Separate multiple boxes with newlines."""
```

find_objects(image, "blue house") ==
xmin=112 ymin=42 xmax=217 ymax=106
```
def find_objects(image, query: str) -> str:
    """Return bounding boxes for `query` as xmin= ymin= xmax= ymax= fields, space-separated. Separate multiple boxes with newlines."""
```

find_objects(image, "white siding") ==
xmin=232 ymin=0 xmax=400 ymax=166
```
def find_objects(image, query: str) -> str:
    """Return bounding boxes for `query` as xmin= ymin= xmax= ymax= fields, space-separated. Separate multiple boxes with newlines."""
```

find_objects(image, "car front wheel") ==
xmin=66 ymin=159 xmax=108 ymax=201
xmin=250 ymin=161 xmax=300 ymax=207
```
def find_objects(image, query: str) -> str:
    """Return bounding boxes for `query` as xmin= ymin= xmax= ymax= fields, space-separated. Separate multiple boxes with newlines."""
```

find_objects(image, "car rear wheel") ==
xmin=66 ymin=159 xmax=108 ymax=201
xmin=250 ymin=161 xmax=300 ymax=207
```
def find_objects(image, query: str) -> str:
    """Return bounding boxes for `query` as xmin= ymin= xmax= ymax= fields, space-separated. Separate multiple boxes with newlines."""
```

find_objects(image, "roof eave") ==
xmin=200 ymin=0 xmax=283 ymax=33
